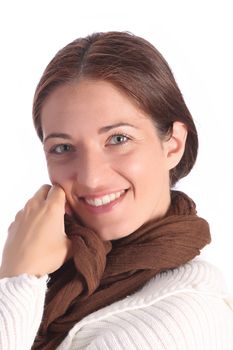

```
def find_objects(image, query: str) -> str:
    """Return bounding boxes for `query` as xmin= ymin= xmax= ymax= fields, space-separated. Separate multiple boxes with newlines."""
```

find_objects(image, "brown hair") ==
xmin=32 ymin=31 xmax=198 ymax=186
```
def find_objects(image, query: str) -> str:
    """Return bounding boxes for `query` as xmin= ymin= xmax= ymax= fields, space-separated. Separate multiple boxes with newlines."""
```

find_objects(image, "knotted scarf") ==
xmin=32 ymin=190 xmax=211 ymax=349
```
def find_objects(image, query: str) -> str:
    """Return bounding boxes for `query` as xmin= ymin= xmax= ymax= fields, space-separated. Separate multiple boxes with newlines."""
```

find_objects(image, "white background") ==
xmin=0 ymin=0 xmax=232 ymax=291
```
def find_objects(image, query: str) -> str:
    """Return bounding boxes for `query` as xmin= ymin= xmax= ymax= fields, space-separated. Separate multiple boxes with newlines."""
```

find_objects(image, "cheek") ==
xmin=117 ymin=151 xmax=156 ymax=188
xmin=127 ymin=151 xmax=168 ymax=197
xmin=46 ymin=161 xmax=72 ymax=186
xmin=122 ymin=148 xmax=165 ymax=178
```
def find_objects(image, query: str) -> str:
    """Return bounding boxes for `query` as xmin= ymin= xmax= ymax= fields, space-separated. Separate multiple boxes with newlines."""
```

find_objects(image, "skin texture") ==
xmin=0 ymin=185 xmax=72 ymax=278
xmin=42 ymin=80 xmax=187 ymax=240
xmin=0 ymin=79 xmax=187 ymax=278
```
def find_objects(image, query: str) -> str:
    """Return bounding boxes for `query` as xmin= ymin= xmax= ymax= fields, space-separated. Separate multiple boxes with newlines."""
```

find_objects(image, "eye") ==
xmin=108 ymin=134 xmax=130 ymax=145
xmin=49 ymin=144 xmax=74 ymax=154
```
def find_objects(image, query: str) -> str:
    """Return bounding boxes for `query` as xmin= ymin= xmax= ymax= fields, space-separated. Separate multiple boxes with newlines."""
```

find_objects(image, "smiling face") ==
xmin=41 ymin=80 xmax=179 ymax=240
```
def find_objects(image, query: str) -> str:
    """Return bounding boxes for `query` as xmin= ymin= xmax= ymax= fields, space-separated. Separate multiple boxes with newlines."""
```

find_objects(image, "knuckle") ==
xmin=24 ymin=195 xmax=43 ymax=213
xmin=24 ymin=198 xmax=37 ymax=211
xmin=8 ymin=222 xmax=14 ymax=232
xmin=41 ymin=184 xmax=51 ymax=192
xmin=15 ymin=209 xmax=23 ymax=220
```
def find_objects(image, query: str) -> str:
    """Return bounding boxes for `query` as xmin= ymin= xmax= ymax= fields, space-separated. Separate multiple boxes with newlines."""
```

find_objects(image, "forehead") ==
xmin=40 ymin=79 xmax=152 ymax=136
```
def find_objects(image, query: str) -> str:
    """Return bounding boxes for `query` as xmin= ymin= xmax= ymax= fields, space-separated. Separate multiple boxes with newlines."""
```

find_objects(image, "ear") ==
xmin=163 ymin=121 xmax=188 ymax=170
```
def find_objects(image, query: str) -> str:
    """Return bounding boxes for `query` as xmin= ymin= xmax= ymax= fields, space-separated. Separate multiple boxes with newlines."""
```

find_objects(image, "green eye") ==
xmin=109 ymin=134 xmax=129 ymax=145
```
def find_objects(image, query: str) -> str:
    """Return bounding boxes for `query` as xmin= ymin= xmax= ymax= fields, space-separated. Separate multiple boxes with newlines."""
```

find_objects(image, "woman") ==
xmin=0 ymin=31 xmax=233 ymax=349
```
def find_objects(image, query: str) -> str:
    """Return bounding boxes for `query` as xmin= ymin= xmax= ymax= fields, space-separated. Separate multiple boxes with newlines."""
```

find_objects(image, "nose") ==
xmin=75 ymin=148 xmax=110 ymax=191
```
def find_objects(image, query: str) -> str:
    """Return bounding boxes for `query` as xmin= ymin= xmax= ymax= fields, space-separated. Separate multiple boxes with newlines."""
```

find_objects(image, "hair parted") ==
xmin=32 ymin=31 xmax=198 ymax=186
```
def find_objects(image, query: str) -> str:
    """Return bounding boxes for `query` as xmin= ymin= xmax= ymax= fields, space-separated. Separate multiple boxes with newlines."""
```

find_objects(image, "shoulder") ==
xmin=139 ymin=258 xmax=229 ymax=300
xmin=61 ymin=260 xmax=233 ymax=349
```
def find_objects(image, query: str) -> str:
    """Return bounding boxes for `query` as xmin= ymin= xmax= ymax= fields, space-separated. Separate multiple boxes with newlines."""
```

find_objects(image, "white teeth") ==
xmin=95 ymin=198 xmax=102 ymax=206
xmin=102 ymin=195 xmax=111 ymax=205
xmin=109 ymin=193 xmax=116 ymax=201
xmin=85 ymin=190 xmax=125 ymax=207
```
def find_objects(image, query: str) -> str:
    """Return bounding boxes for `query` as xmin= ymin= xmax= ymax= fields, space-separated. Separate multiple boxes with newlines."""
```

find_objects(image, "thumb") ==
xmin=47 ymin=185 xmax=66 ymax=208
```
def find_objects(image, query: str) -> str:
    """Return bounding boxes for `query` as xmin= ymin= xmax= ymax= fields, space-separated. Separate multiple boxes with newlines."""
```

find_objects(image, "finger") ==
xmin=14 ymin=209 xmax=24 ymax=221
xmin=46 ymin=185 xmax=66 ymax=205
xmin=33 ymin=184 xmax=52 ymax=201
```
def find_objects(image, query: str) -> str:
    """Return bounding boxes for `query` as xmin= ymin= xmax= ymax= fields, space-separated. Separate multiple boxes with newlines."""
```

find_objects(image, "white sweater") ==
xmin=0 ymin=259 xmax=233 ymax=350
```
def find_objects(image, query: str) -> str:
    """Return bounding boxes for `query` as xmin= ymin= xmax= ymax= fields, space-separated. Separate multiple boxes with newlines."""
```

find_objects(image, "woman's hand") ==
xmin=0 ymin=185 xmax=72 ymax=278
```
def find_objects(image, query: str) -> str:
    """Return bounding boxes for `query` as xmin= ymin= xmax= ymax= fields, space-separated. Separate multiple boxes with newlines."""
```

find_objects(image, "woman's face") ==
xmin=41 ymin=80 xmax=172 ymax=240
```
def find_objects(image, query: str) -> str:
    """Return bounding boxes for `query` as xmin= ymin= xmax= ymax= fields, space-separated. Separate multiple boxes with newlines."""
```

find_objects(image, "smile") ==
xmin=84 ymin=190 xmax=126 ymax=207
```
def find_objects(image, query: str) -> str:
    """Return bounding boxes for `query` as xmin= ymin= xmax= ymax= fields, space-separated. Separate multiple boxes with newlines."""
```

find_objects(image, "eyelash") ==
xmin=49 ymin=144 xmax=74 ymax=154
xmin=48 ymin=133 xmax=131 ymax=155
xmin=107 ymin=133 xmax=131 ymax=145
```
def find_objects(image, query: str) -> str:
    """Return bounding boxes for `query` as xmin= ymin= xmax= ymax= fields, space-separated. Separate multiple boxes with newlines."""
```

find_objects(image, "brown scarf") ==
xmin=32 ymin=190 xmax=211 ymax=349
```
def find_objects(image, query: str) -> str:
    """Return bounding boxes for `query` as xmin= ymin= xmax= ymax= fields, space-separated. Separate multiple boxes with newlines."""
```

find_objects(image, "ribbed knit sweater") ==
xmin=0 ymin=259 xmax=233 ymax=349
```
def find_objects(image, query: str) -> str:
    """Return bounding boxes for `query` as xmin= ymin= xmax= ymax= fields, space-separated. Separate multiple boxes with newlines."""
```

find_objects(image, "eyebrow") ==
xmin=43 ymin=123 xmax=138 ymax=143
xmin=98 ymin=122 xmax=137 ymax=133
xmin=43 ymin=133 xmax=72 ymax=143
